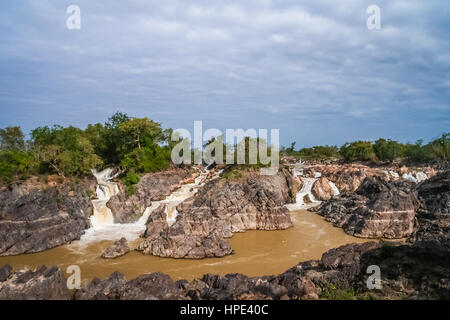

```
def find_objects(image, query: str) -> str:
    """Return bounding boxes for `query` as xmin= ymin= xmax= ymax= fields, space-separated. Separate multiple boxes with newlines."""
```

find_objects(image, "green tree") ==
xmin=0 ymin=126 xmax=25 ymax=151
xmin=340 ymin=141 xmax=375 ymax=162
xmin=428 ymin=133 xmax=450 ymax=161
xmin=32 ymin=125 xmax=102 ymax=177
xmin=373 ymin=138 xmax=405 ymax=162
xmin=118 ymin=117 xmax=165 ymax=150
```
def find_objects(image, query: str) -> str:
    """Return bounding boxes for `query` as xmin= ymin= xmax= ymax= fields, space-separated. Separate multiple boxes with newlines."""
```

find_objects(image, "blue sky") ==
xmin=0 ymin=0 xmax=449 ymax=147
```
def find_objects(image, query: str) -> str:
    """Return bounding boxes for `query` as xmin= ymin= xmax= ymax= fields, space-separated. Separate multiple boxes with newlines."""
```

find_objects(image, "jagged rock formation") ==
xmin=137 ymin=169 xmax=296 ymax=259
xmin=314 ymin=176 xmax=418 ymax=239
xmin=408 ymin=171 xmax=450 ymax=251
xmin=74 ymin=271 xmax=186 ymax=300
xmin=0 ymin=265 xmax=69 ymax=300
xmin=101 ymin=238 xmax=130 ymax=259
xmin=300 ymin=163 xmax=437 ymax=193
xmin=107 ymin=167 xmax=196 ymax=223
xmin=0 ymin=177 xmax=95 ymax=256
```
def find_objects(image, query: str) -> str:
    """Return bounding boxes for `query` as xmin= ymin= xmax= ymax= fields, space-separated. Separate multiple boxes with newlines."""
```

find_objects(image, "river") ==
xmin=0 ymin=210 xmax=368 ymax=283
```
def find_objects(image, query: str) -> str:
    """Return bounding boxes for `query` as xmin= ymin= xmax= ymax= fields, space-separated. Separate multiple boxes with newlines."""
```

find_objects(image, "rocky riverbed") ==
xmin=0 ymin=163 xmax=448 ymax=299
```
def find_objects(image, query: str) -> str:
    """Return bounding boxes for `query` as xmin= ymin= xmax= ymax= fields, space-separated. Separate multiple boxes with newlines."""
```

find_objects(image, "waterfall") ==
xmin=286 ymin=177 xmax=320 ymax=211
xmin=91 ymin=169 xmax=120 ymax=227
xmin=74 ymin=168 xmax=217 ymax=245
xmin=138 ymin=170 xmax=215 ymax=227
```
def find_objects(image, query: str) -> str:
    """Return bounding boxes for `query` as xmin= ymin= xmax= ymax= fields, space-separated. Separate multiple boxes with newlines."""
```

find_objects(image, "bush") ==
xmin=340 ymin=141 xmax=375 ymax=162
xmin=0 ymin=151 xmax=35 ymax=185
xmin=373 ymin=138 xmax=405 ymax=162
xmin=121 ymin=144 xmax=171 ymax=173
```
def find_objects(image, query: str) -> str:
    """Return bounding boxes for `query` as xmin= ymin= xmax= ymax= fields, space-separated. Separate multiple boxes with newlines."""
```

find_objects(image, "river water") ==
xmin=0 ymin=210 xmax=368 ymax=283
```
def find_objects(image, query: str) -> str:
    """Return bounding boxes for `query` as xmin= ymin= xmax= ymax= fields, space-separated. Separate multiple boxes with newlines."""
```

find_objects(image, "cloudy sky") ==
xmin=0 ymin=0 xmax=449 ymax=147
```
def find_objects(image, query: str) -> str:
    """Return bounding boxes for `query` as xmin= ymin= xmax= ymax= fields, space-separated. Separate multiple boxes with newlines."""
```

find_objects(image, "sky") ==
xmin=0 ymin=0 xmax=449 ymax=147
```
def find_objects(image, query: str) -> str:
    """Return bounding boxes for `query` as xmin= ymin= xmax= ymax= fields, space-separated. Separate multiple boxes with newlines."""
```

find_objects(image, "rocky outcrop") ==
xmin=315 ymin=176 xmax=418 ymax=239
xmin=0 ymin=265 xmax=69 ymax=300
xmin=137 ymin=169 xmax=296 ymax=259
xmin=299 ymin=163 xmax=437 ymax=193
xmin=0 ymin=178 xmax=95 ymax=256
xmin=74 ymin=271 xmax=186 ymax=300
xmin=101 ymin=238 xmax=130 ymax=259
xmin=107 ymin=167 xmax=196 ymax=223
xmin=311 ymin=177 xmax=334 ymax=201
xmin=408 ymin=171 xmax=450 ymax=251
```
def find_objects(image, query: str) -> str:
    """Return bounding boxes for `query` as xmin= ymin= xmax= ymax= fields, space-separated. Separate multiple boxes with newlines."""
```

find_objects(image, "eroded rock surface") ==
xmin=315 ymin=176 xmax=418 ymax=238
xmin=137 ymin=169 xmax=296 ymax=259
xmin=74 ymin=271 xmax=185 ymax=300
xmin=0 ymin=265 xmax=69 ymax=300
xmin=0 ymin=178 xmax=95 ymax=256
xmin=101 ymin=237 xmax=130 ymax=259
xmin=107 ymin=167 xmax=196 ymax=223
xmin=311 ymin=177 xmax=335 ymax=201
xmin=408 ymin=171 xmax=450 ymax=251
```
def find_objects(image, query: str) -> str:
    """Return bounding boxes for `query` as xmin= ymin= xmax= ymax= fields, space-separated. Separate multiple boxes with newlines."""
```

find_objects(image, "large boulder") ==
xmin=101 ymin=238 xmax=130 ymax=259
xmin=408 ymin=171 xmax=450 ymax=251
xmin=311 ymin=177 xmax=335 ymax=201
xmin=0 ymin=265 xmax=70 ymax=300
xmin=0 ymin=178 xmax=95 ymax=256
xmin=315 ymin=176 xmax=418 ymax=239
xmin=137 ymin=168 xmax=295 ymax=259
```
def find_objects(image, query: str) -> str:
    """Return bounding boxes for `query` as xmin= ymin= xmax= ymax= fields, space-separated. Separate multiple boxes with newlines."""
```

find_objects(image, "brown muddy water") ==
xmin=0 ymin=210 xmax=369 ymax=284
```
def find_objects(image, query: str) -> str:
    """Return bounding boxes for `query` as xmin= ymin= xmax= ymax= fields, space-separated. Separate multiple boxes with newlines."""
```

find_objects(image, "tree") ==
xmin=118 ymin=117 xmax=165 ymax=150
xmin=373 ymin=138 xmax=405 ymax=162
xmin=0 ymin=126 xmax=25 ymax=151
xmin=428 ymin=133 xmax=450 ymax=161
xmin=32 ymin=125 xmax=102 ymax=177
xmin=340 ymin=141 xmax=375 ymax=162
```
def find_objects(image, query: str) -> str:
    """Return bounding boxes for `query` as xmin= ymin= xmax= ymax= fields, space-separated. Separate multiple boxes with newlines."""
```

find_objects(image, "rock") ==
xmin=107 ymin=167 xmax=195 ymax=223
xmin=353 ymin=244 xmax=450 ymax=300
xmin=303 ymin=194 xmax=312 ymax=204
xmin=75 ymin=271 xmax=185 ymax=300
xmin=0 ymin=178 xmax=95 ymax=256
xmin=408 ymin=171 xmax=450 ymax=251
xmin=101 ymin=238 xmax=130 ymax=259
xmin=0 ymin=265 xmax=12 ymax=282
xmin=137 ymin=169 xmax=295 ymax=259
xmin=311 ymin=177 xmax=334 ymax=201
xmin=0 ymin=265 xmax=70 ymax=300
xmin=315 ymin=176 xmax=418 ymax=239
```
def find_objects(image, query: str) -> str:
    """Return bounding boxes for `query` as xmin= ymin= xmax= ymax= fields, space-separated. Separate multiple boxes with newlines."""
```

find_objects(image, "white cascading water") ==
xmin=286 ymin=177 xmax=320 ymax=211
xmin=402 ymin=171 xmax=427 ymax=183
xmin=74 ymin=168 xmax=216 ymax=245
xmin=138 ymin=169 xmax=220 ymax=227
xmin=90 ymin=168 xmax=120 ymax=226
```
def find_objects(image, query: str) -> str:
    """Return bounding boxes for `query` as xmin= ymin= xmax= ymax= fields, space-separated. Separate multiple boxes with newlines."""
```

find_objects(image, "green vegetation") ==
xmin=1 ymin=112 xmax=448 ymax=187
xmin=282 ymin=133 xmax=449 ymax=163
xmin=320 ymin=284 xmax=356 ymax=300
xmin=0 ymin=112 xmax=174 ymax=186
